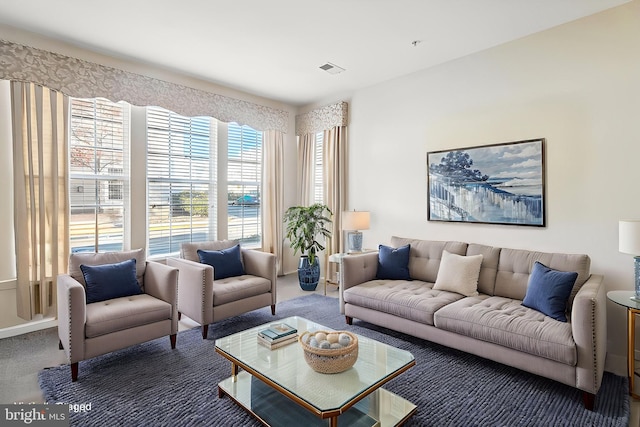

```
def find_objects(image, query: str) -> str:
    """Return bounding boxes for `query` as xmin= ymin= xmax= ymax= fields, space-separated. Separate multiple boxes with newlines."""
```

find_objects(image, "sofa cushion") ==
xmin=85 ymin=294 xmax=171 ymax=338
xmin=433 ymin=251 xmax=482 ymax=297
xmin=181 ymin=240 xmax=239 ymax=263
xmin=69 ymin=248 xmax=146 ymax=289
xmin=376 ymin=244 xmax=411 ymax=280
xmin=343 ymin=279 xmax=464 ymax=326
xmin=522 ymin=262 xmax=578 ymax=322
xmin=434 ymin=296 xmax=576 ymax=365
xmin=390 ymin=237 xmax=467 ymax=282
xmin=493 ymin=248 xmax=590 ymax=308
xmin=80 ymin=258 xmax=142 ymax=304
xmin=197 ymin=244 xmax=245 ymax=280
xmin=212 ymin=275 xmax=272 ymax=306
xmin=466 ymin=243 xmax=501 ymax=295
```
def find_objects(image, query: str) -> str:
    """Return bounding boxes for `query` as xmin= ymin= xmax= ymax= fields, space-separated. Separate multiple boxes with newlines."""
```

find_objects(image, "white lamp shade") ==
xmin=619 ymin=220 xmax=640 ymax=255
xmin=342 ymin=211 xmax=370 ymax=231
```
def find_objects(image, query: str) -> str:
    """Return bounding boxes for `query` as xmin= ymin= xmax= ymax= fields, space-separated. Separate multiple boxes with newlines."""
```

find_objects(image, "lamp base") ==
xmin=634 ymin=256 xmax=640 ymax=301
xmin=347 ymin=231 xmax=363 ymax=253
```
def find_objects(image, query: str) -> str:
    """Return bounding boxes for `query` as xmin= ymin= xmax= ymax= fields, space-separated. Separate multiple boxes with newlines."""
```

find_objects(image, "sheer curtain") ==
xmin=11 ymin=82 xmax=69 ymax=320
xmin=262 ymin=130 xmax=285 ymax=275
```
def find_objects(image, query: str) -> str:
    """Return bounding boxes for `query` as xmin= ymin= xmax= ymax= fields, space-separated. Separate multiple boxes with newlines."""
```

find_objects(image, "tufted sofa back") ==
xmin=389 ymin=237 xmax=591 ymax=308
xmin=390 ymin=236 xmax=467 ymax=283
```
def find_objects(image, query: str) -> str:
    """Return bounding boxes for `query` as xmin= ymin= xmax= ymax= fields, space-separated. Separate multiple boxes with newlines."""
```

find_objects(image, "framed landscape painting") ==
xmin=427 ymin=138 xmax=545 ymax=227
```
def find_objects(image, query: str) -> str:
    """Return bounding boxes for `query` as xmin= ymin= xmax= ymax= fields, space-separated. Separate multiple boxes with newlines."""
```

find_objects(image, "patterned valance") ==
xmin=295 ymin=101 xmax=348 ymax=136
xmin=0 ymin=40 xmax=288 ymax=133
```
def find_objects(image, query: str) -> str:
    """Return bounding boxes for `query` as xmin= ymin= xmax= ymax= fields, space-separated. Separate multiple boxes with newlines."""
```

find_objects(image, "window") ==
xmin=108 ymin=167 xmax=123 ymax=200
xmin=313 ymin=131 xmax=324 ymax=204
xmin=69 ymin=98 xmax=129 ymax=253
xmin=147 ymin=107 xmax=216 ymax=256
xmin=228 ymin=122 xmax=262 ymax=246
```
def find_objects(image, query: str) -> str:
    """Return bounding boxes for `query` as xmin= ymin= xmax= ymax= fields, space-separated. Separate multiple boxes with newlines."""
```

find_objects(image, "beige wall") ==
xmin=345 ymin=2 xmax=639 ymax=375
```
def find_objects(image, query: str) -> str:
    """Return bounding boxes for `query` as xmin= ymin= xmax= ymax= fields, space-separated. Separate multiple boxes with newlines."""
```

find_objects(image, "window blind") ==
xmin=314 ymin=131 xmax=323 ymax=204
xmin=227 ymin=122 xmax=262 ymax=247
xmin=147 ymin=106 xmax=214 ymax=256
xmin=69 ymin=98 xmax=129 ymax=253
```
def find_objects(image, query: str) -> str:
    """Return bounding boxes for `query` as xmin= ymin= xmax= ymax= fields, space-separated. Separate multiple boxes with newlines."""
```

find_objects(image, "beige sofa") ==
xmin=340 ymin=237 xmax=606 ymax=410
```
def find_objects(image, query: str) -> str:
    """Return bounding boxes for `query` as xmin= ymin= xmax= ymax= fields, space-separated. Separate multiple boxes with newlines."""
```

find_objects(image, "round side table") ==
xmin=607 ymin=290 xmax=640 ymax=399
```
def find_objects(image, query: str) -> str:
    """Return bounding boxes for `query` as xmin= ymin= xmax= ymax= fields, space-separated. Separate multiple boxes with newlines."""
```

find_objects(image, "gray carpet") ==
xmin=39 ymin=294 xmax=629 ymax=427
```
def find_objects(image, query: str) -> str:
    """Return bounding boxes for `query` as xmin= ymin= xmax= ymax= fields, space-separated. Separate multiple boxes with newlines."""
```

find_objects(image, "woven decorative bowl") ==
xmin=299 ymin=330 xmax=359 ymax=374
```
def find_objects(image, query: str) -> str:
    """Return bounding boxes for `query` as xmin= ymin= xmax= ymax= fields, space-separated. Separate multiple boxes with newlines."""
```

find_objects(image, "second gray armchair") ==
xmin=168 ymin=240 xmax=277 ymax=339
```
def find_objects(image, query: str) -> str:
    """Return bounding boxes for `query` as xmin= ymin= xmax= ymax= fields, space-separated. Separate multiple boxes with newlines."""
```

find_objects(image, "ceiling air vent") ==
xmin=319 ymin=62 xmax=345 ymax=75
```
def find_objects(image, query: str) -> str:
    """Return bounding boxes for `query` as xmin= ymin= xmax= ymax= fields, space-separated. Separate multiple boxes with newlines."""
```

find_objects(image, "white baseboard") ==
xmin=0 ymin=317 xmax=57 ymax=339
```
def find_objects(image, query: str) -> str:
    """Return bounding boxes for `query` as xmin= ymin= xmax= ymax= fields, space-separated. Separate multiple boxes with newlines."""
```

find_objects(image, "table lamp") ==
xmin=342 ymin=211 xmax=370 ymax=253
xmin=619 ymin=220 xmax=640 ymax=301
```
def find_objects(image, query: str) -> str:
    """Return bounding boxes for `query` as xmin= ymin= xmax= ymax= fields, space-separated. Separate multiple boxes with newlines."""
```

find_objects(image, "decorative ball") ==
xmin=327 ymin=333 xmax=339 ymax=344
xmin=330 ymin=343 xmax=343 ymax=349
xmin=319 ymin=340 xmax=331 ymax=349
xmin=309 ymin=337 xmax=319 ymax=348
xmin=338 ymin=333 xmax=351 ymax=347
xmin=314 ymin=332 xmax=327 ymax=342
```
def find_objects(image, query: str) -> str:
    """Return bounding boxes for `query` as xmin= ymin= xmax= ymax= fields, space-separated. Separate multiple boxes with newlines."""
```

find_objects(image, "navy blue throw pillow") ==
xmin=197 ymin=244 xmax=245 ymax=280
xmin=522 ymin=261 xmax=578 ymax=322
xmin=80 ymin=258 xmax=142 ymax=304
xmin=376 ymin=244 xmax=411 ymax=280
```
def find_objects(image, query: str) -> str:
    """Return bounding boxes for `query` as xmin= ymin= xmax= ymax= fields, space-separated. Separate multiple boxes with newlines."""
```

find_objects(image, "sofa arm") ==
xmin=144 ymin=261 xmax=179 ymax=334
xmin=56 ymin=274 xmax=86 ymax=364
xmin=167 ymin=257 xmax=213 ymax=325
xmin=571 ymin=274 xmax=606 ymax=394
xmin=340 ymin=252 xmax=379 ymax=314
xmin=242 ymin=249 xmax=277 ymax=305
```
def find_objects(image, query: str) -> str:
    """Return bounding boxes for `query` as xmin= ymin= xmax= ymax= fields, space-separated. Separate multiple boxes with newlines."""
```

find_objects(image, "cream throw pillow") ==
xmin=433 ymin=250 xmax=483 ymax=296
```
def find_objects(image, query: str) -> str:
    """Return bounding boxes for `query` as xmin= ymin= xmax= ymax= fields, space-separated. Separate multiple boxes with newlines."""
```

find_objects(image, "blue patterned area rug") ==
xmin=39 ymin=294 xmax=628 ymax=426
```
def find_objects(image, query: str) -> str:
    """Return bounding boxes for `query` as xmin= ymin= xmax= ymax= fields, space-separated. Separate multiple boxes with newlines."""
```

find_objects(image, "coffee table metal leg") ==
xmin=232 ymin=362 xmax=239 ymax=382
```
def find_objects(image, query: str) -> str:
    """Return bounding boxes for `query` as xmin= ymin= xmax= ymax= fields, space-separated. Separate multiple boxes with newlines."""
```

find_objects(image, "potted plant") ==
xmin=283 ymin=204 xmax=333 ymax=291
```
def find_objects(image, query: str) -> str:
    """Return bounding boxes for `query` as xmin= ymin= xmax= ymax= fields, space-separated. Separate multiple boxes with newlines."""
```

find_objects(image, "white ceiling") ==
xmin=0 ymin=0 xmax=630 ymax=107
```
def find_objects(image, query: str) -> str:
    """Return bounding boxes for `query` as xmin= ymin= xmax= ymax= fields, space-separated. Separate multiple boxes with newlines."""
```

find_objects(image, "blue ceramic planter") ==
xmin=298 ymin=255 xmax=320 ymax=291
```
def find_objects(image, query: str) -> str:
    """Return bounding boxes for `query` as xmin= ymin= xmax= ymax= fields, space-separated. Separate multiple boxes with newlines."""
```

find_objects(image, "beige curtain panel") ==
xmin=297 ymin=133 xmax=316 ymax=207
xmin=11 ymin=81 xmax=69 ymax=320
xmin=262 ymin=129 xmax=285 ymax=276
xmin=323 ymin=126 xmax=347 ymax=256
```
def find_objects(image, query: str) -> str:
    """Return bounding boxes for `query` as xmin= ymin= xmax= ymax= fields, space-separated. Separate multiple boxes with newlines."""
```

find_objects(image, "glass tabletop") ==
xmin=607 ymin=290 xmax=640 ymax=309
xmin=214 ymin=316 xmax=415 ymax=413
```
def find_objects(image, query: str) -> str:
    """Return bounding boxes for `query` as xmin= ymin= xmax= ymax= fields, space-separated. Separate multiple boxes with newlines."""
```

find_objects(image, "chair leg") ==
xmin=58 ymin=340 xmax=63 ymax=350
xmin=178 ymin=312 xmax=182 ymax=320
xmin=346 ymin=316 xmax=353 ymax=325
xmin=202 ymin=324 xmax=209 ymax=339
xmin=582 ymin=391 xmax=595 ymax=410
xmin=170 ymin=334 xmax=176 ymax=349
xmin=271 ymin=304 xmax=276 ymax=315
xmin=71 ymin=362 xmax=78 ymax=382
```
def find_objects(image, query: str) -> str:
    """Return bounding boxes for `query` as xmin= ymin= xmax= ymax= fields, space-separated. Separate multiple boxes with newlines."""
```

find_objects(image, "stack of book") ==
xmin=257 ymin=323 xmax=298 ymax=350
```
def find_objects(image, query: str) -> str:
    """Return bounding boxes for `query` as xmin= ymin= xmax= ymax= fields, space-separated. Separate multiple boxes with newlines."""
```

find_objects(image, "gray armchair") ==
xmin=57 ymin=248 xmax=178 ymax=381
xmin=167 ymin=240 xmax=276 ymax=339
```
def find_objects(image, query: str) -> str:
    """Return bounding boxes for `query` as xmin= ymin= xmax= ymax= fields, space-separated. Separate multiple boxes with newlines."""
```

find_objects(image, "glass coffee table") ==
xmin=215 ymin=316 xmax=416 ymax=427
